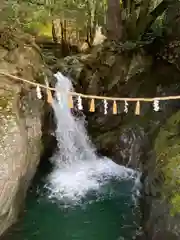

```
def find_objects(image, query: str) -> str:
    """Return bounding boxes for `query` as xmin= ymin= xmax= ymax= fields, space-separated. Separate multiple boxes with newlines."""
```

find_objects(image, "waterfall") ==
xmin=45 ymin=72 xmax=137 ymax=205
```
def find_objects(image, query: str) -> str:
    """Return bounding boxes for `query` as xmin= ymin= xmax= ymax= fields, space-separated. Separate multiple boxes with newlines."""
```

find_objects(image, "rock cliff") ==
xmin=0 ymin=27 xmax=47 ymax=236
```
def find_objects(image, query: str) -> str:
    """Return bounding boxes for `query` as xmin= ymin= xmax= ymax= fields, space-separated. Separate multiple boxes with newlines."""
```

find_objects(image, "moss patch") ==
xmin=0 ymin=90 xmax=14 ymax=115
xmin=155 ymin=111 xmax=180 ymax=215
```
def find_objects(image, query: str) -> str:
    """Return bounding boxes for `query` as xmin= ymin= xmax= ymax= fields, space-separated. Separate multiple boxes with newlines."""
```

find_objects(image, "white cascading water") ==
xmin=45 ymin=72 xmax=138 ymax=205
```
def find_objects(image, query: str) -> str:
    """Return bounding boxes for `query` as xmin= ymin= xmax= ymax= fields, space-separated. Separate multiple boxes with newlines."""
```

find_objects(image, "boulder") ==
xmin=0 ymin=27 xmax=47 ymax=236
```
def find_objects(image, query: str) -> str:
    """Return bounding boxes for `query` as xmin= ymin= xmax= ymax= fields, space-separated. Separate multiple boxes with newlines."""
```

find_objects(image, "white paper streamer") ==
xmin=153 ymin=99 xmax=160 ymax=111
xmin=36 ymin=85 xmax=42 ymax=99
xmin=124 ymin=101 xmax=128 ymax=113
xmin=77 ymin=96 xmax=83 ymax=110
xmin=104 ymin=100 xmax=108 ymax=114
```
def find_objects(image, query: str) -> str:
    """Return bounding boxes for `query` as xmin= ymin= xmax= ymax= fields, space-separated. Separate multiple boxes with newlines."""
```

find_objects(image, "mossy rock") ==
xmin=155 ymin=111 xmax=180 ymax=215
xmin=0 ymin=27 xmax=20 ymax=50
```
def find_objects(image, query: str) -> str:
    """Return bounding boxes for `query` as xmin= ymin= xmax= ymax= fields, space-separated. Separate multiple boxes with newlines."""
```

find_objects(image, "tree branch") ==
xmin=134 ymin=0 xmax=150 ymax=39
xmin=144 ymin=0 xmax=174 ymax=34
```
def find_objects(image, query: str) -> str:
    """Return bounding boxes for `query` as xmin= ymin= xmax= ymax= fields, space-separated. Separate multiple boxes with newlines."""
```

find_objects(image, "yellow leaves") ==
xmin=38 ymin=23 xmax=52 ymax=37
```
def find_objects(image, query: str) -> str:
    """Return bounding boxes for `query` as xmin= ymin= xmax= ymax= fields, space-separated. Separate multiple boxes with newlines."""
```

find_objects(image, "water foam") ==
xmin=45 ymin=72 xmax=137 ymax=204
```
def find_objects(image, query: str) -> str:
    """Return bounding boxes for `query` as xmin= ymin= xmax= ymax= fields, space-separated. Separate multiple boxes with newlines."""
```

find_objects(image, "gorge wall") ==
xmin=0 ymin=27 xmax=50 ymax=236
xmin=1 ymin=22 xmax=180 ymax=239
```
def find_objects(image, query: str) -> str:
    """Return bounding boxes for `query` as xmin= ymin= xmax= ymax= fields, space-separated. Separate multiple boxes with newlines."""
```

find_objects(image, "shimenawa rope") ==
xmin=0 ymin=71 xmax=179 ymax=102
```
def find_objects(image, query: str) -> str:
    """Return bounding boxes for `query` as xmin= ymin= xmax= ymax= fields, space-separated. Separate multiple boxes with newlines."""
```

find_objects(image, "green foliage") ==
xmin=0 ymin=1 xmax=50 ymax=31
xmin=0 ymin=0 xmax=175 ymax=42
xmin=0 ymin=0 xmax=106 ymax=36
xmin=155 ymin=111 xmax=180 ymax=215
xmin=151 ymin=14 xmax=165 ymax=36
xmin=171 ymin=194 xmax=180 ymax=216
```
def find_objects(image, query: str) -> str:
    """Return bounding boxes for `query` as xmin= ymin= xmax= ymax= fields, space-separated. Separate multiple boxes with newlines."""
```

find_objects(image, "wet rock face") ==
xmin=0 ymin=27 xmax=46 ymax=236
xmin=115 ymin=127 xmax=148 ymax=168
xmin=0 ymin=87 xmax=43 ymax=236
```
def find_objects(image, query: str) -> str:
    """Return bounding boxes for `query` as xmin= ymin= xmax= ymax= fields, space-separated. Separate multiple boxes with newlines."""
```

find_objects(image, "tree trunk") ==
xmin=106 ymin=0 xmax=123 ymax=40
xmin=86 ymin=0 xmax=98 ymax=45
